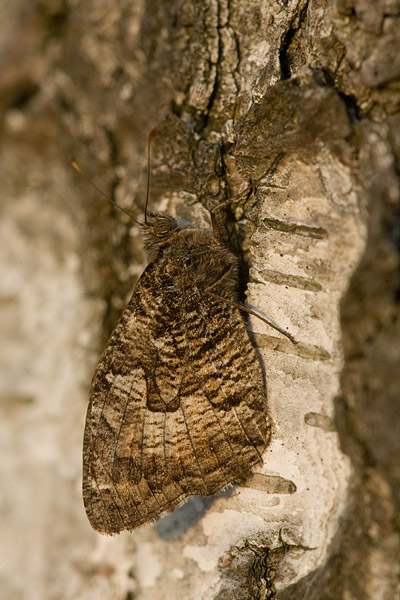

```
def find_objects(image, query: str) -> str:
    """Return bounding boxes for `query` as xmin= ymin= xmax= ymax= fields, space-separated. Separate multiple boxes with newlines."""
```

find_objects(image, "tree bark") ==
xmin=1 ymin=1 xmax=399 ymax=599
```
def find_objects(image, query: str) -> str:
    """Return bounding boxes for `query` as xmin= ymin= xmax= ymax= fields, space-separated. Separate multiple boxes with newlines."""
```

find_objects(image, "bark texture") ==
xmin=1 ymin=1 xmax=399 ymax=599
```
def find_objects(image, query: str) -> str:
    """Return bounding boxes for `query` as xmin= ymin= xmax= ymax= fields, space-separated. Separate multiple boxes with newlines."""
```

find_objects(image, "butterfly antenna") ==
xmin=145 ymin=129 xmax=158 ymax=225
xmin=71 ymin=160 xmax=140 ymax=225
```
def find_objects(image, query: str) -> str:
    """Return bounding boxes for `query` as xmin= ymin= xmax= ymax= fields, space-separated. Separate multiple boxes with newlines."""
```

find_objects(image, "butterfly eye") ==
xmin=153 ymin=217 xmax=173 ymax=237
xmin=182 ymin=256 xmax=194 ymax=267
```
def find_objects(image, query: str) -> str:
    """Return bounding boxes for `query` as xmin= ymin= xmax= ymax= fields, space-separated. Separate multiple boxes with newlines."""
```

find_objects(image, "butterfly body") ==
xmin=83 ymin=212 xmax=271 ymax=534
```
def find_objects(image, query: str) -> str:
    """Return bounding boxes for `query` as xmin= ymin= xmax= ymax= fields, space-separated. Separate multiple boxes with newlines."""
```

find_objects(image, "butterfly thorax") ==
xmin=143 ymin=212 xmax=238 ymax=298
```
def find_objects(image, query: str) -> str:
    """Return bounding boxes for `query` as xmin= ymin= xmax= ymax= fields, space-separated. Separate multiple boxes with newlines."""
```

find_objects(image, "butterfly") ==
xmin=79 ymin=133 xmax=293 ymax=534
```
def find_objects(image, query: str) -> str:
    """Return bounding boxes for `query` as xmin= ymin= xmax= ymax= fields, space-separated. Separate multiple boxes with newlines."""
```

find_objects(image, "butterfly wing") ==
xmin=82 ymin=259 xmax=270 ymax=534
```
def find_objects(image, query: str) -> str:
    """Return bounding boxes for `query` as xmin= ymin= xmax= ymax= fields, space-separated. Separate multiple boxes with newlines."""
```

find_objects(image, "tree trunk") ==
xmin=1 ymin=1 xmax=399 ymax=598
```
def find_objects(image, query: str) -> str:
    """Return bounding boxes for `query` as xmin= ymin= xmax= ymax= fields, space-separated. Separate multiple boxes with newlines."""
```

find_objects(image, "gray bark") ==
xmin=1 ymin=0 xmax=399 ymax=598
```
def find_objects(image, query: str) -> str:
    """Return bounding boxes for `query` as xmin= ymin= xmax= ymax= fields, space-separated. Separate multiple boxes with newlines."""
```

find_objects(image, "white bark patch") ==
xmin=135 ymin=543 xmax=162 ymax=588
xmin=247 ymin=152 xmax=367 ymax=587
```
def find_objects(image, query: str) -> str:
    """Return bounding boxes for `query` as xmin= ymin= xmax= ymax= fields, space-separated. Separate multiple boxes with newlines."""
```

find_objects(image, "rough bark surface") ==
xmin=1 ymin=1 xmax=399 ymax=599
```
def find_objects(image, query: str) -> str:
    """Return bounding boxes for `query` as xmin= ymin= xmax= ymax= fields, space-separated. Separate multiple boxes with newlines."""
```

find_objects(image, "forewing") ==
xmin=83 ymin=261 xmax=270 ymax=534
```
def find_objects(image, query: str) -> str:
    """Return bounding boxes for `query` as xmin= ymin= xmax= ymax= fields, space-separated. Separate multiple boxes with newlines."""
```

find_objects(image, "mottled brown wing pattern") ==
xmin=83 ymin=257 xmax=270 ymax=534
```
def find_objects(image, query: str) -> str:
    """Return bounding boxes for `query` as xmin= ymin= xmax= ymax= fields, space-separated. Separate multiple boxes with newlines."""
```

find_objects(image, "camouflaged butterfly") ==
xmin=80 ymin=135 xmax=294 ymax=534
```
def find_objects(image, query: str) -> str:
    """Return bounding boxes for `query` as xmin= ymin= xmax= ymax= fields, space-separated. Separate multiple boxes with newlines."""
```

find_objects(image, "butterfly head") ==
xmin=142 ymin=212 xmax=180 ymax=257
